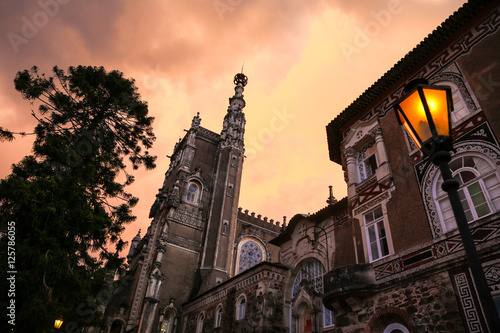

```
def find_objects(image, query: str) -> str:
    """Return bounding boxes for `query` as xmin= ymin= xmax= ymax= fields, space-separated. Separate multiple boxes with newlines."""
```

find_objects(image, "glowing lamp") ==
xmin=393 ymin=79 xmax=453 ymax=157
xmin=394 ymin=78 xmax=500 ymax=331
xmin=54 ymin=317 xmax=63 ymax=329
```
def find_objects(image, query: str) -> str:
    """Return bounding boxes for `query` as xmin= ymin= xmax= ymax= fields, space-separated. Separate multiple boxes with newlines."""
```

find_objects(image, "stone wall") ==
xmin=182 ymin=263 xmax=288 ymax=332
xmin=334 ymin=271 xmax=465 ymax=333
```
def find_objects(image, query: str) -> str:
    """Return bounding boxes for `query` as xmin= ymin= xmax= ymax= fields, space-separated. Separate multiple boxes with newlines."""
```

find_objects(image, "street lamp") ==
xmin=394 ymin=79 xmax=500 ymax=332
xmin=54 ymin=317 xmax=63 ymax=330
xmin=304 ymin=225 xmax=330 ymax=271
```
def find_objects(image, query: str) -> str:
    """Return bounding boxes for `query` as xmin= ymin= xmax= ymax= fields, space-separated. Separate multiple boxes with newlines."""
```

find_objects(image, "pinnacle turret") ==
xmin=221 ymin=73 xmax=247 ymax=149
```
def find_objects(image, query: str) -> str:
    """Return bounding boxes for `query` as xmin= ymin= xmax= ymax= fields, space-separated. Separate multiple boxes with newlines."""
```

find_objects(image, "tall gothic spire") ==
xmin=220 ymin=73 xmax=247 ymax=149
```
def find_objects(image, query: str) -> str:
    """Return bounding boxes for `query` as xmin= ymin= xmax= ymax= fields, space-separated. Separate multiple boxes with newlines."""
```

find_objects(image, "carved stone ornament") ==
xmin=167 ymin=180 xmax=181 ymax=208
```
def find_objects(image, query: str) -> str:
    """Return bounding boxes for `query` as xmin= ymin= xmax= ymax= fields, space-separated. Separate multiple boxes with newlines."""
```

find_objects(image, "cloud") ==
xmin=0 ymin=0 xmax=467 ymax=250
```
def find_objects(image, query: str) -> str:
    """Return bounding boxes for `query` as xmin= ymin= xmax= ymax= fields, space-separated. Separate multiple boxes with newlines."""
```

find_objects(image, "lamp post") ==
xmin=305 ymin=225 xmax=330 ymax=271
xmin=394 ymin=79 xmax=500 ymax=332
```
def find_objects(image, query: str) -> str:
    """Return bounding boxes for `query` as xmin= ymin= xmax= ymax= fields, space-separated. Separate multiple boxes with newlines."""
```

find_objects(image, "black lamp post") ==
xmin=394 ymin=79 xmax=500 ymax=332
xmin=305 ymin=225 xmax=330 ymax=271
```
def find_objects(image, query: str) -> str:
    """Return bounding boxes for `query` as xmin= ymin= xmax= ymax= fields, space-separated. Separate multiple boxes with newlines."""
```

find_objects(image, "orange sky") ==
xmin=0 ymin=0 xmax=466 ymax=250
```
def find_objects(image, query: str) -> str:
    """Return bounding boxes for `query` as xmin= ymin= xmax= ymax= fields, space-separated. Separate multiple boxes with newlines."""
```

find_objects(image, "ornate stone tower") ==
xmin=121 ymin=73 xmax=249 ymax=333
xmin=199 ymin=72 xmax=248 ymax=293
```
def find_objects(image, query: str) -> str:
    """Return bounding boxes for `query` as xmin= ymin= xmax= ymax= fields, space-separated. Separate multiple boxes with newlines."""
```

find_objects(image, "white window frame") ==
xmin=186 ymin=182 xmax=200 ymax=203
xmin=357 ymin=141 xmax=378 ymax=182
xmin=364 ymin=205 xmax=390 ymax=262
xmin=434 ymin=153 xmax=500 ymax=233
xmin=236 ymin=295 xmax=246 ymax=320
xmin=196 ymin=313 xmax=204 ymax=333
xmin=437 ymin=81 xmax=469 ymax=125
xmin=215 ymin=305 xmax=223 ymax=328
xmin=384 ymin=323 xmax=410 ymax=333
xmin=323 ymin=307 xmax=335 ymax=328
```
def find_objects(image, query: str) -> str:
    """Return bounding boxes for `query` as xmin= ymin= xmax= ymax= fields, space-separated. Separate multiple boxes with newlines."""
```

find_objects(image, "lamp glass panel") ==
xmin=54 ymin=319 xmax=63 ymax=329
xmin=422 ymin=88 xmax=450 ymax=137
xmin=399 ymin=114 xmax=422 ymax=149
xmin=398 ymin=90 xmax=432 ymax=143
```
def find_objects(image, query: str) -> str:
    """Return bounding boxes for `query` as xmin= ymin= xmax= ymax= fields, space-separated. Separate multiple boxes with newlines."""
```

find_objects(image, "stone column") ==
xmin=371 ymin=127 xmax=388 ymax=164
xmin=138 ymin=271 xmax=165 ymax=333
xmin=138 ymin=298 xmax=159 ymax=333
xmin=155 ymin=241 xmax=166 ymax=267
xmin=344 ymin=147 xmax=358 ymax=198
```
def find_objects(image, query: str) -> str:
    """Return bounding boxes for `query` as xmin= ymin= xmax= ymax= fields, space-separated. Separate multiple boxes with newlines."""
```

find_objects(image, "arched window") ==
xmin=196 ymin=313 xmax=204 ymax=333
xmin=384 ymin=323 xmax=410 ymax=333
xmin=222 ymin=220 xmax=229 ymax=235
xmin=215 ymin=306 xmax=223 ymax=328
xmin=292 ymin=260 xmax=325 ymax=297
xmin=186 ymin=182 xmax=200 ymax=203
xmin=110 ymin=320 xmax=124 ymax=333
xmin=160 ymin=311 xmax=173 ymax=333
xmin=237 ymin=296 xmax=246 ymax=320
xmin=438 ymin=81 xmax=469 ymax=124
xmin=237 ymin=240 xmax=264 ymax=274
xmin=434 ymin=153 xmax=500 ymax=232
xmin=291 ymin=259 xmax=334 ymax=331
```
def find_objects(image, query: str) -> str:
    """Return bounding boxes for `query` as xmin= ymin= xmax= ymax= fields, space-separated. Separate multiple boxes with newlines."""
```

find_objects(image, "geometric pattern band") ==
xmin=453 ymin=272 xmax=482 ymax=333
xmin=374 ymin=218 xmax=500 ymax=280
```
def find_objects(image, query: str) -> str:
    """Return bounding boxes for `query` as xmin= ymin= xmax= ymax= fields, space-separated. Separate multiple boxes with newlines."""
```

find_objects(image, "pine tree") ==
xmin=0 ymin=65 xmax=156 ymax=332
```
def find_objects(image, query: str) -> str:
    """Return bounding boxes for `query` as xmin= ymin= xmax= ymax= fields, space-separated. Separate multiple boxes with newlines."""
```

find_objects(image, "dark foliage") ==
xmin=0 ymin=65 xmax=156 ymax=332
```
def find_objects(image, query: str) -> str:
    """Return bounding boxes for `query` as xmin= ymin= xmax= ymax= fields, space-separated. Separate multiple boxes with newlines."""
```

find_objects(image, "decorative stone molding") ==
xmin=420 ymin=138 xmax=500 ymax=238
xmin=366 ymin=307 xmax=414 ymax=333
xmin=353 ymin=190 xmax=390 ymax=216
xmin=167 ymin=207 xmax=204 ymax=230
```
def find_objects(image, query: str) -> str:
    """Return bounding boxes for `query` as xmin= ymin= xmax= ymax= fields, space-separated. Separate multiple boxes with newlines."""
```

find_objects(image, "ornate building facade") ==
xmin=104 ymin=0 xmax=500 ymax=332
xmin=323 ymin=0 xmax=500 ymax=332
xmin=104 ymin=73 xmax=286 ymax=333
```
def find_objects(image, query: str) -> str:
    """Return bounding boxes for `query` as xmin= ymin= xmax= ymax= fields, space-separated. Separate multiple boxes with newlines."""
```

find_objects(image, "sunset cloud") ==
xmin=0 ymin=0 xmax=467 ymax=248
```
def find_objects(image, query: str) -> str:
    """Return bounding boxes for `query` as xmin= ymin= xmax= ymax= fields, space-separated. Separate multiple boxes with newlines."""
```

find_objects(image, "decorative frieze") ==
xmin=352 ymin=188 xmax=390 ymax=215
xmin=419 ymin=123 xmax=500 ymax=238
xmin=167 ymin=207 xmax=204 ymax=230
xmin=452 ymin=272 xmax=483 ymax=332
xmin=373 ymin=216 xmax=500 ymax=281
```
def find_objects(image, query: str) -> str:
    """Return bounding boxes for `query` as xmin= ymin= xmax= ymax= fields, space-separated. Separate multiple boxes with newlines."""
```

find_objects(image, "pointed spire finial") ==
xmin=191 ymin=112 xmax=201 ymax=129
xmin=233 ymin=72 xmax=248 ymax=87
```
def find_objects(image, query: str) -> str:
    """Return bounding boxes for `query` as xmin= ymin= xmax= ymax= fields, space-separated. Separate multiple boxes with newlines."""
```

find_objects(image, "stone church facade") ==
xmin=104 ymin=0 xmax=500 ymax=332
